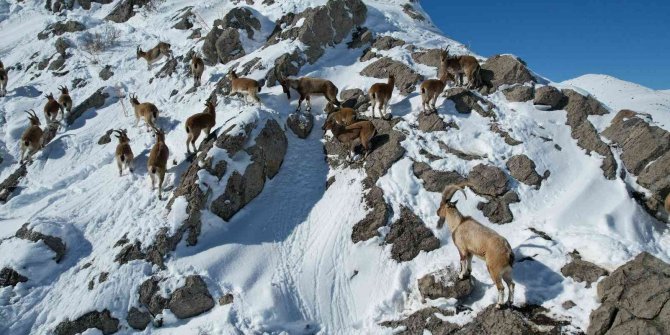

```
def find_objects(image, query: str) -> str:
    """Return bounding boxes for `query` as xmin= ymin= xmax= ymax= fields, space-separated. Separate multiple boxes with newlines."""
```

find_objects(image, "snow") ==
xmin=0 ymin=1 xmax=668 ymax=334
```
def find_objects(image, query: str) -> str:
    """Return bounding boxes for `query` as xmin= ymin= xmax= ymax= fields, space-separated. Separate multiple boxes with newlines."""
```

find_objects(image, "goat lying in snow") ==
xmin=437 ymin=183 xmax=515 ymax=308
xmin=323 ymin=117 xmax=376 ymax=161
xmin=324 ymin=102 xmax=357 ymax=126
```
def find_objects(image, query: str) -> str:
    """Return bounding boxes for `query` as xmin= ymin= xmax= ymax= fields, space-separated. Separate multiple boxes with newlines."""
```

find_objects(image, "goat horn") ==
xmin=441 ymin=182 xmax=468 ymax=203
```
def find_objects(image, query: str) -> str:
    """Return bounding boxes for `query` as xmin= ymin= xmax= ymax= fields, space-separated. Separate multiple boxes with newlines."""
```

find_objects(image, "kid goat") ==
xmin=129 ymin=93 xmax=159 ymax=131
xmin=113 ymin=129 xmax=134 ymax=176
xmin=368 ymin=74 xmax=394 ymax=119
xmin=228 ymin=71 xmax=261 ymax=105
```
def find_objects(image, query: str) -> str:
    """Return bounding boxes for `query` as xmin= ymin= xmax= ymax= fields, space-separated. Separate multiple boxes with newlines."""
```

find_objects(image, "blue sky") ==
xmin=420 ymin=1 xmax=669 ymax=89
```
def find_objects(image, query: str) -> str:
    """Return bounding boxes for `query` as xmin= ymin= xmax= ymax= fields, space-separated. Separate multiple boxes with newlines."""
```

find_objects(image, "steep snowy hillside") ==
xmin=0 ymin=1 xmax=669 ymax=334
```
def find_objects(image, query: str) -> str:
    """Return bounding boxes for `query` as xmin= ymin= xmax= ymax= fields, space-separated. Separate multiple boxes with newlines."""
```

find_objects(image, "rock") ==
xmin=587 ymin=252 xmax=670 ymax=335
xmin=561 ymin=89 xmax=616 ymax=180
xmin=286 ymin=112 xmax=314 ymax=139
xmin=220 ymin=7 xmax=261 ymax=39
xmin=381 ymin=307 xmax=458 ymax=335
xmin=168 ymin=275 xmax=215 ymax=319
xmin=533 ymin=86 xmax=563 ymax=109
xmin=54 ymin=37 xmax=71 ymax=55
xmin=48 ymin=55 xmax=66 ymax=71
xmin=126 ymin=307 xmax=151 ymax=331
xmin=15 ymin=223 xmax=67 ymax=263
xmin=351 ymin=185 xmax=390 ymax=243
xmin=219 ymin=294 xmax=234 ymax=305
xmin=385 ymin=207 xmax=440 ymax=262
xmin=339 ymin=88 xmax=371 ymax=112
xmin=360 ymin=57 xmax=422 ymax=95
xmin=0 ymin=267 xmax=28 ymax=287
xmin=68 ymin=87 xmax=109 ymax=125
xmin=560 ymin=251 xmax=609 ymax=288
xmin=340 ymin=88 xmax=365 ymax=102
xmin=203 ymin=26 xmax=245 ymax=65
xmin=38 ymin=20 xmax=86 ymax=40
xmin=503 ymin=85 xmax=534 ymax=102
xmin=114 ymin=241 xmax=145 ymax=265
xmin=444 ymin=87 xmax=494 ymax=117
xmin=562 ymin=300 xmax=576 ymax=310
xmin=480 ymin=54 xmax=535 ymax=93
xmin=99 ymin=65 xmax=114 ymax=80
xmin=264 ymin=51 xmax=305 ymax=87
xmin=347 ymin=26 xmax=372 ymax=49
xmin=455 ymin=305 xmax=546 ymax=335
xmin=468 ymin=164 xmax=509 ymax=197
xmin=363 ymin=119 xmax=406 ymax=182
xmin=172 ymin=7 xmax=194 ymax=30
xmin=411 ymin=48 xmax=443 ymax=69
xmin=54 ymin=310 xmax=119 ymax=335
xmin=438 ymin=142 xmax=486 ymax=161
xmin=155 ymin=57 xmax=178 ymax=79
xmin=506 ymin=154 xmax=543 ymax=187
xmin=105 ymin=0 xmax=151 ymax=23
xmin=418 ymin=267 xmax=474 ymax=301
xmin=490 ymin=123 xmax=523 ymax=146
xmin=637 ymin=151 xmax=670 ymax=216
xmin=413 ymin=161 xmax=466 ymax=193
xmin=477 ymin=191 xmax=520 ymax=224
xmin=370 ymin=35 xmax=405 ymax=50
xmin=0 ymin=165 xmax=27 ymax=203
xmin=417 ymin=112 xmax=448 ymax=132
xmin=402 ymin=3 xmax=425 ymax=21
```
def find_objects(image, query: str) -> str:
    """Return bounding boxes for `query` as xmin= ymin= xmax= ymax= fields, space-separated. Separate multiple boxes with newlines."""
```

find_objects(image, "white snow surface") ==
xmin=0 ymin=1 xmax=667 ymax=334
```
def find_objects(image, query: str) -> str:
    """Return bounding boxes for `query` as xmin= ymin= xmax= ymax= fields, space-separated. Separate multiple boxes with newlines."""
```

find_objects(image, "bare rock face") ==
xmin=560 ymin=251 xmax=608 ymax=288
xmin=468 ymin=164 xmax=508 ymax=197
xmin=126 ymin=307 xmax=151 ymax=331
xmin=286 ymin=112 xmax=314 ymax=139
xmin=503 ymin=85 xmax=534 ymax=102
xmin=38 ymin=20 xmax=86 ymax=40
xmin=68 ymin=87 xmax=109 ymax=125
xmin=412 ymin=161 xmax=466 ymax=193
xmin=381 ymin=307 xmax=459 ymax=335
xmin=418 ymin=267 xmax=474 ymax=301
xmin=0 ymin=267 xmax=28 ymax=287
xmin=351 ymin=185 xmax=390 ymax=243
xmin=587 ymin=252 xmax=670 ymax=335
xmin=105 ymin=0 xmax=151 ymax=23
xmin=444 ymin=88 xmax=494 ymax=117
xmin=533 ymin=85 xmax=564 ymax=110
xmin=411 ymin=48 xmax=443 ymax=69
xmin=220 ymin=7 xmax=261 ymax=39
xmin=385 ymin=207 xmax=440 ymax=262
xmin=15 ymin=223 xmax=67 ymax=263
xmin=480 ymin=54 xmax=535 ymax=93
xmin=203 ymin=8 xmax=260 ymax=65
xmin=360 ymin=57 xmax=423 ymax=95
xmin=54 ymin=310 xmax=119 ymax=335
xmin=506 ymin=154 xmax=544 ymax=187
xmin=168 ymin=275 xmax=215 ymax=319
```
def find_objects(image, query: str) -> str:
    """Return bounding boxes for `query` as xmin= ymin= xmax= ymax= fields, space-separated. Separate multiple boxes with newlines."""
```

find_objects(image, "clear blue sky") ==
xmin=420 ymin=1 xmax=670 ymax=89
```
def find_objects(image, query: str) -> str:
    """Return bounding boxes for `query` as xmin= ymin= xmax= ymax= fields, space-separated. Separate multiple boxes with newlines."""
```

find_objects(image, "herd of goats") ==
xmin=0 ymin=42 xmax=520 ymax=308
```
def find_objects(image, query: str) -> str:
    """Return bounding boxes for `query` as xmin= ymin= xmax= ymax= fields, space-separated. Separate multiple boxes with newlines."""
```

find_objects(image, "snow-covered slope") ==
xmin=0 ymin=1 xmax=668 ymax=334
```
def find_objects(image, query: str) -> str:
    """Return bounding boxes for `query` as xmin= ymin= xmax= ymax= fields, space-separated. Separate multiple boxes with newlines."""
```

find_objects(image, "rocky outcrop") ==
xmin=221 ymin=7 xmax=261 ymax=38
xmin=456 ymin=305 xmax=555 ymax=334
xmin=67 ymin=87 xmax=109 ymax=125
xmin=385 ymin=207 xmax=440 ymax=262
xmin=339 ymin=88 xmax=371 ymax=114
xmin=105 ymin=0 xmax=151 ymax=23
xmin=412 ymin=161 xmax=466 ymax=193
xmin=0 ymin=267 xmax=28 ymax=287
xmin=54 ymin=310 xmax=119 ymax=335
xmin=560 ymin=251 xmax=608 ymax=288
xmin=533 ymin=85 xmax=563 ymax=110
xmin=99 ymin=65 xmax=114 ymax=80
xmin=468 ymin=164 xmax=508 ymax=197
xmin=347 ymin=26 xmax=373 ymax=49
xmin=561 ymin=89 xmax=616 ymax=180
xmin=587 ymin=252 xmax=670 ymax=335
xmin=168 ymin=275 xmax=215 ymax=319
xmin=503 ymin=85 xmax=534 ymax=102
xmin=506 ymin=154 xmax=545 ymax=187
xmin=16 ymin=223 xmax=67 ymax=262
xmin=351 ymin=185 xmax=390 ymax=243
xmin=286 ymin=112 xmax=314 ymax=139
xmin=418 ymin=267 xmax=474 ymax=301
xmin=490 ymin=123 xmax=522 ymax=146
xmin=480 ymin=54 xmax=535 ymax=93
xmin=265 ymin=51 xmax=305 ymax=87
xmin=360 ymin=57 xmax=423 ymax=95
xmin=172 ymin=7 xmax=195 ymax=30
xmin=54 ymin=37 xmax=71 ymax=56
xmin=402 ymin=3 xmax=425 ymax=21
xmin=202 ymin=8 xmax=260 ymax=65
xmin=266 ymin=0 xmax=367 ymax=63
xmin=477 ymin=191 xmax=520 ymax=224
xmin=139 ymin=277 xmax=168 ymax=316
xmin=38 ymin=20 xmax=86 ymax=40
xmin=444 ymin=88 xmax=494 ymax=117
xmin=411 ymin=48 xmax=443 ymax=68
xmin=381 ymin=307 xmax=458 ymax=335
xmin=126 ymin=307 xmax=151 ymax=330
xmin=0 ymin=165 xmax=27 ymax=203
xmin=417 ymin=112 xmax=448 ymax=132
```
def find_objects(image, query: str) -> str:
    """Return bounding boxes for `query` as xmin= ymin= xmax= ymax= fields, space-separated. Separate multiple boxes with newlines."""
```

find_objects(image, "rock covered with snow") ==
xmin=418 ymin=267 xmax=474 ymax=301
xmin=54 ymin=309 xmax=119 ymax=335
xmin=286 ymin=111 xmax=314 ymax=139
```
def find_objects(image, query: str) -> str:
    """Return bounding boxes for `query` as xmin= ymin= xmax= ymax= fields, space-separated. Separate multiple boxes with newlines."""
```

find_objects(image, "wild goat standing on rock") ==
xmin=136 ymin=42 xmax=172 ymax=70
xmin=437 ymin=183 xmax=515 ymax=309
xmin=129 ymin=93 xmax=159 ymax=131
xmin=228 ymin=71 xmax=261 ymax=105
xmin=57 ymin=86 xmax=72 ymax=116
xmin=323 ymin=117 xmax=376 ymax=162
xmin=440 ymin=46 xmax=482 ymax=89
xmin=190 ymin=53 xmax=205 ymax=87
xmin=148 ymin=127 xmax=169 ymax=200
xmin=43 ymin=93 xmax=62 ymax=123
xmin=420 ymin=72 xmax=451 ymax=115
xmin=113 ymin=129 xmax=134 ymax=176
xmin=0 ymin=60 xmax=8 ymax=97
xmin=185 ymin=97 xmax=217 ymax=154
xmin=279 ymin=75 xmax=340 ymax=112
xmin=368 ymin=74 xmax=395 ymax=119
xmin=20 ymin=110 xmax=43 ymax=164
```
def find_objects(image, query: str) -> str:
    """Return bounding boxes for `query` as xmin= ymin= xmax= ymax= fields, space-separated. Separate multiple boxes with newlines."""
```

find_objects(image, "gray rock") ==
xmin=444 ymin=87 xmax=494 ymax=117
xmin=105 ymin=0 xmax=151 ymax=23
xmin=506 ymin=154 xmax=543 ymax=187
xmin=480 ymin=54 xmax=535 ymax=93
xmin=533 ymin=86 xmax=563 ymax=109
xmin=286 ymin=112 xmax=314 ymax=139
xmin=126 ymin=307 xmax=151 ymax=330
xmin=381 ymin=307 xmax=458 ymax=335
xmin=220 ymin=7 xmax=261 ymax=39
xmin=216 ymin=28 xmax=245 ymax=64
xmin=360 ymin=57 xmax=422 ymax=95
xmin=138 ymin=277 xmax=168 ymax=316
xmin=417 ymin=112 xmax=448 ymax=132
xmin=587 ymin=252 xmax=670 ymax=335
xmin=54 ymin=310 xmax=119 ymax=335
xmin=340 ymin=88 xmax=365 ymax=102
xmin=413 ymin=161 xmax=466 ymax=193
xmin=490 ymin=123 xmax=523 ymax=146
xmin=402 ymin=3 xmax=425 ymax=21
xmin=364 ymin=119 xmax=406 ymax=182
xmin=114 ymin=241 xmax=145 ymax=265
xmin=637 ymin=150 xmax=670 ymax=216
xmin=172 ymin=7 xmax=194 ymax=30
xmin=0 ymin=267 xmax=28 ymax=287
xmin=347 ymin=26 xmax=372 ymax=49
xmin=0 ymin=165 xmax=27 ymax=203
xmin=264 ymin=51 xmax=305 ymax=87
xmin=54 ymin=37 xmax=71 ymax=55
xmin=411 ymin=48 xmax=443 ymax=69
xmin=477 ymin=191 xmax=520 ymax=224
xmin=468 ymin=164 xmax=509 ymax=197
xmin=385 ymin=207 xmax=440 ymax=262
xmin=503 ymin=85 xmax=534 ymax=102
xmin=371 ymin=35 xmax=405 ymax=50
xmin=15 ymin=223 xmax=67 ymax=263
xmin=168 ymin=275 xmax=215 ymax=319
xmin=48 ymin=55 xmax=66 ymax=71
xmin=418 ymin=267 xmax=474 ymax=301
xmin=99 ymin=65 xmax=114 ymax=80
xmin=219 ymin=294 xmax=234 ymax=305
xmin=438 ymin=142 xmax=486 ymax=161
xmin=351 ymin=185 xmax=389 ymax=243
xmin=38 ymin=20 xmax=86 ymax=40
xmin=154 ymin=57 xmax=178 ymax=79
xmin=68 ymin=87 xmax=109 ymax=125
xmin=455 ymin=305 xmax=545 ymax=335
xmin=561 ymin=251 xmax=608 ymax=288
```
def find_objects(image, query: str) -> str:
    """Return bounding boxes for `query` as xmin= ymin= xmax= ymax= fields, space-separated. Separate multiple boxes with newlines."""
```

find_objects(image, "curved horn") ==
xmin=441 ymin=182 xmax=468 ymax=203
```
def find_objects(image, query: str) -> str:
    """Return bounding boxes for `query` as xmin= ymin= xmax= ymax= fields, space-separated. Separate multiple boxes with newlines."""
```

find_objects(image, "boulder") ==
xmin=587 ymin=252 xmax=670 ymax=335
xmin=220 ymin=7 xmax=261 ymax=39
xmin=48 ymin=55 xmax=66 ymax=71
xmin=138 ymin=277 xmax=168 ymax=316
xmin=0 ymin=267 xmax=28 ymax=287
xmin=417 ymin=112 xmax=448 ymax=132
xmin=351 ymin=185 xmax=389 ymax=243
xmin=533 ymin=86 xmax=563 ymax=109
xmin=54 ymin=37 xmax=71 ymax=55
xmin=418 ymin=267 xmax=474 ymax=301
xmin=468 ymin=164 xmax=509 ymax=197
xmin=412 ymin=161 xmax=466 ymax=193
xmin=385 ymin=207 xmax=440 ymax=262
xmin=38 ymin=20 xmax=86 ymax=40
xmin=444 ymin=87 xmax=494 ymax=117
xmin=381 ymin=307 xmax=458 ymax=335
xmin=126 ymin=307 xmax=151 ymax=331
xmin=265 ymin=51 xmax=305 ymax=87
xmin=477 ymin=190 xmax=520 ymax=224
xmin=172 ymin=7 xmax=195 ymax=30
xmin=370 ymin=35 xmax=405 ymax=50
xmin=360 ymin=57 xmax=423 ymax=95
xmin=503 ymin=85 xmax=534 ymax=102
xmin=54 ymin=310 xmax=119 ymax=335
xmin=480 ymin=54 xmax=535 ymax=93
xmin=455 ymin=305 xmax=546 ymax=335
xmin=363 ymin=119 xmax=406 ymax=182
xmin=168 ymin=275 xmax=215 ymax=319
xmin=99 ymin=65 xmax=114 ymax=80
xmin=219 ymin=294 xmax=234 ymax=305
xmin=339 ymin=88 xmax=370 ymax=113
xmin=0 ymin=165 xmax=27 ymax=203
xmin=15 ymin=223 xmax=67 ymax=262
xmin=105 ymin=0 xmax=151 ymax=23
xmin=286 ymin=112 xmax=314 ymax=139
xmin=402 ymin=3 xmax=425 ymax=21
xmin=411 ymin=48 xmax=443 ymax=69
xmin=560 ymin=251 xmax=608 ymax=288
xmin=215 ymin=28 xmax=245 ymax=65
xmin=67 ymin=87 xmax=109 ymax=125
xmin=347 ymin=26 xmax=372 ymax=49
xmin=506 ymin=154 xmax=544 ymax=187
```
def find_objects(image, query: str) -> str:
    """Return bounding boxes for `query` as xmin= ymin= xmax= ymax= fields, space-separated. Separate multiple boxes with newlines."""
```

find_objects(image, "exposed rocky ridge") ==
xmin=444 ymin=87 xmax=495 ymax=117
xmin=385 ymin=207 xmax=440 ymax=262
xmin=351 ymin=185 xmax=390 ymax=243
xmin=136 ymin=275 xmax=215 ymax=324
xmin=202 ymin=7 xmax=261 ymax=65
xmin=54 ymin=309 xmax=119 ymax=335
xmin=480 ymin=54 xmax=535 ymax=93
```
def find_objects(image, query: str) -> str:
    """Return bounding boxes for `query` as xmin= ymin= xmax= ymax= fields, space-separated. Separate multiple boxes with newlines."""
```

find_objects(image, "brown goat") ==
xmin=228 ymin=71 xmax=261 ymax=105
xmin=147 ymin=127 xmax=169 ymax=200
xmin=368 ymin=75 xmax=395 ymax=119
xmin=20 ymin=110 xmax=44 ymax=164
xmin=440 ymin=46 xmax=481 ymax=89
xmin=0 ymin=60 xmax=8 ymax=97
xmin=190 ymin=54 xmax=205 ymax=87
xmin=279 ymin=76 xmax=340 ymax=112
xmin=185 ymin=98 xmax=217 ymax=154
xmin=43 ymin=93 xmax=61 ymax=122
xmin=420 ymin=72 xmax=451 ymax=115
xmin=136 ymin=42 xmax=172 ymax=70
xmin=322 ymin=104 xmax=357 ymax=127
xmin=129 ymin=93 xmax=159 ymax=131
xmin=323 ymin=118 xmax=376 ymax=161
xmin=113 ymin=129 xmax=134 ymax=176
xmin=437 ymin=183 xmax=515 ymax=308
xmin=57 ymin=85 xmax=72 ymax=115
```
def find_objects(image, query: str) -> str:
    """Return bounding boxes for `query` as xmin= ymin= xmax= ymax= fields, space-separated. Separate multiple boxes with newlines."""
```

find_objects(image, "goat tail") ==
xmin=120 ymin=154 xmax=126 ymax=162
xmin=152 ymin=110 xmax=158 ymax=119
xmin=371 ymin=92 xmax=376 ymax=100
xmin=509 ymin=249 xmax=515 ymax=266
xmin=257 ymin=85 xmax=262 ymax=93
xmin=185 ymin=124 xmax=190 ymax=134
xmin=24 ymin=140 xmax=30 ymax=147
xmin=151 ymin=166 xmax=157 ymax=174
xmin=421 ymin=87 xmax=426 ymax=94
